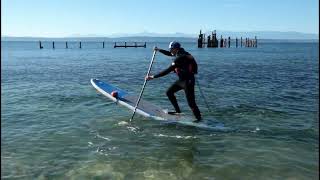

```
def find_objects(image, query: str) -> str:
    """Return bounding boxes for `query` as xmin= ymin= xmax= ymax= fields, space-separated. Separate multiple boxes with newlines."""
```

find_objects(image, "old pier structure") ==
xmin=114 ymin=42 xmax=146 ymax=48
xmin=198 ymin=30 xmax=257 ymax=48
xmin=39 ymin=41 xmax=146 ymax=49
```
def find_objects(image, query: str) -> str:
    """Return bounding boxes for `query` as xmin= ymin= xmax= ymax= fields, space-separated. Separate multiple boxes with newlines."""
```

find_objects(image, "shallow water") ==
xmin=1 ymin=40 xmax=319 ymax=179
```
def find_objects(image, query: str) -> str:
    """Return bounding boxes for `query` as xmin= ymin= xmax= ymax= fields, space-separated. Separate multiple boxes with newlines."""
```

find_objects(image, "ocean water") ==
xmin=1 ymin=39 xmax=319 ymax=179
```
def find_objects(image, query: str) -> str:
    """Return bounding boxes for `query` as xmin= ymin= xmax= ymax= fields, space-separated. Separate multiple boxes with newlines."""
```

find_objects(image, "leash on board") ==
xmin=129 ymin=50 xmax=157 ymax=122
xmin=195 ymin=76 xmax=212 ymax=112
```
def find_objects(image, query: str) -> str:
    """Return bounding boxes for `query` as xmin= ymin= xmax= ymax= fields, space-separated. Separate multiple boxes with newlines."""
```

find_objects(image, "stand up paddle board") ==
xmin=91 ymin=78 xmax=226 ymax=130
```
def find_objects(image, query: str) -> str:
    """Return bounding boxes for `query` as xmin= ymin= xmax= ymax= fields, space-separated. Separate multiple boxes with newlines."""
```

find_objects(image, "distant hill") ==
xmin=1 ymin=31 xmax=318 ymax=41
xmin=107 ymin=31 xmax=318 ymax=39
xmin=0 ymin=36 xmax=197 ymax=42
xmin=1 ymin=36 xmax=112 ymax=42
xmin=106 ymin=31 xmax=318 ymax=39
xmin=208 ymin=30 xmax=319 ymax=39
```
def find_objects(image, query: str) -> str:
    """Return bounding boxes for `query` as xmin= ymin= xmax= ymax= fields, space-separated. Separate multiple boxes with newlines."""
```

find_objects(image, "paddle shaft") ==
xmin=195 ymin=77 xmax=212 ymax=112
xmin=129 ymin=50 xmax=157 ymax=121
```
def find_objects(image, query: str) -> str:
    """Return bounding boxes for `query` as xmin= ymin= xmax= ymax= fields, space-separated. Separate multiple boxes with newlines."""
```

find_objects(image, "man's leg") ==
xmin=166 ymin=81 xmax=183 ymax=113
xmin=185 ymin=81 xmax=202 ymax=121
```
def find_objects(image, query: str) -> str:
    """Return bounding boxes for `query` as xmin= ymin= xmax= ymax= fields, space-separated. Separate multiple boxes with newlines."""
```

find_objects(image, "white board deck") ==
xmin=91 ymin=78 xmax=227 ymax=130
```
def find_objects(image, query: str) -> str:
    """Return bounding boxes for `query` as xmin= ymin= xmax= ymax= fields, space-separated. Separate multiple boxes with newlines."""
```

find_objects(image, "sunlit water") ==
xmin=1 ymin=40 xmax=319 ymax=179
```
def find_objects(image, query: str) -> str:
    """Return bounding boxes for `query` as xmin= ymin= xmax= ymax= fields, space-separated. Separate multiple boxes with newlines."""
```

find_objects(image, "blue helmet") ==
xmin=168 ymin=41 xmax=181 ymax=50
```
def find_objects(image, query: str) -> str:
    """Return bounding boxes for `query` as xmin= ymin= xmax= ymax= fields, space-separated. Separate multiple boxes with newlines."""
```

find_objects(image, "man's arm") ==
xmin=158 ymin=49 xmax=173 ymax=56
xmin=154 ymin=46 xmax=173 ymax=56
xmin=153 ymin=65 xmax=175 ymax=78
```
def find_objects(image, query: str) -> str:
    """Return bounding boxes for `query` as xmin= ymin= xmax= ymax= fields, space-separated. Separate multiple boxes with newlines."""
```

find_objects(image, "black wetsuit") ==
xmin=153 ymin=48 xmax=202 ymax=121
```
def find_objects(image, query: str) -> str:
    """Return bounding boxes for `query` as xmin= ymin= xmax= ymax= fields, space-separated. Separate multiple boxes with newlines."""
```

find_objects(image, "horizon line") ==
xmin=2 ymin=30 xmax=319 ymax=39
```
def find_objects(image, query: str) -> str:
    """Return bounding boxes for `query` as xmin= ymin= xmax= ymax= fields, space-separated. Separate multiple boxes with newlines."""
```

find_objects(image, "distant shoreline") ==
xmin=1 ymin=36 xmax=319 ymax=42
xmin=2 ymin=31 xmax=318 ymax=41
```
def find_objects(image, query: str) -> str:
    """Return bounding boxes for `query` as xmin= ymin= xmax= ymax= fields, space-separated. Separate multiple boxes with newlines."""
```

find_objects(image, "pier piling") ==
xmin=220 ymin=35 xmax=224 ymax=48
xmin=198 ymin=30 xmax=204 ymax=48
xmin=197 ymin=30 xmax=257 ymax=48
xmin=255 ymin=36 xmax=257 ymax=48
xmin=236 ymin=38 xmax=238 ymax=48
xmin=39 ymin=41 xmax=43 ymax=49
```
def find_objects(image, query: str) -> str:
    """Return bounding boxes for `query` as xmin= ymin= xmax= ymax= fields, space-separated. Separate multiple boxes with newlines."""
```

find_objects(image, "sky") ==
xmin=2 ymin=0 xmax=319 ymax=37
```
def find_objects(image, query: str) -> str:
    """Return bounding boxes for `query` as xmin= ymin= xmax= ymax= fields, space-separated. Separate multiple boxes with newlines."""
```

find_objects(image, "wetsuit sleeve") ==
xmin=153 ymin=65 xmax=175 ymax=78
xmin=159 ymin=49 xmax=173 ymax=56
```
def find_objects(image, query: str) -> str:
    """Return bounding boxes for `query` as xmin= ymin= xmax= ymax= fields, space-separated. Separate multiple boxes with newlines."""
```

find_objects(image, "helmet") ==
xmin=168 ymin=41 xmax=181 ymax=50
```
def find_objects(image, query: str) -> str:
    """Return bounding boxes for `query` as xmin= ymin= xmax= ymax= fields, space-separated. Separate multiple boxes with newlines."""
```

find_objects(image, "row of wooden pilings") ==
xmin=39 ymin=41 xmax=104 ymax=49
xmin=114 ymin=42 xmax=146 ymax=48
xmin=39 ymin=41 xmax=147 ymax=49
xmin=198 ymin=30 xmax=258 ymax=48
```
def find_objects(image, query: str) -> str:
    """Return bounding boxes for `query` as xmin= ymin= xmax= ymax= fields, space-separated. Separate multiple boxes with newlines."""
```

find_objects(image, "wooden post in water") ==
xmin=211 ymin=30 xmax=218 ymax=48
xmin=79 ymin=42 xmax=82 ymax=49
xmin=144 ymin=42 xmax=146 ymax=48
xmin=255 ymin=36 xmax=257 ymax=48
xmin=52 ymin=42 xmax=55 ymax=49
xmin=103 ymin=42 xmax=105 ymax=48
xmin=66 ymin=42 xmax=68 ymax=49
xmin=241 ymin=37 xmax=242 ymax=47
xmin=220 ymin=35 xmax=223 ymax=48
xmin=228 ymin=37 xmax=231 ymax=48
xmin=125 ymin=42 xmax=127 ymax=48
xmin=114 ymin=42 xmax=116 ymax=48
xmin=198 ymin=30 xmax=203 ymax=48
xmin=210 ymin=32 xmax=213 ymax=47
xmin=39 ymin=41 xmax=43 ymax=49
xmin=236 ymin=38 xmax=238 ymax=48
xmin=207 ymin=35 xmax=211 ymax=48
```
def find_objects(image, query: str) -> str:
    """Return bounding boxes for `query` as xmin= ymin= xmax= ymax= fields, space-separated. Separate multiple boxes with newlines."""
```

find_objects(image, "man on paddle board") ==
xmin=146 ymin=41 xmax=202 ymax=122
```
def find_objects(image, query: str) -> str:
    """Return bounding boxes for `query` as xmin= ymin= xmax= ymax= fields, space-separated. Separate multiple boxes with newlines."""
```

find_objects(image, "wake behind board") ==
xmin=91 ymin=78 xmax=226 ymax=130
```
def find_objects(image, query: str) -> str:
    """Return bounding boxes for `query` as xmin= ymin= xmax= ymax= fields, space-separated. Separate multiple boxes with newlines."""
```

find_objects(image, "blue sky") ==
xmin=2 ymin=0 xmax=319 ymax=37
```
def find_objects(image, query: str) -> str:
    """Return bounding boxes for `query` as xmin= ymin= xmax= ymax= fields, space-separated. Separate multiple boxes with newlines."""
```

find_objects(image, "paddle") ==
xmin=129 ymin=50 xmax=157 ymax=121
xmin=195 ymin=76 xmax=212 ymax=112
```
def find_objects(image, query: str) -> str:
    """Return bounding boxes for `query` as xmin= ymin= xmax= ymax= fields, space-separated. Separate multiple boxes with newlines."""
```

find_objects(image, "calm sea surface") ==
xmin=1 ymin=39 xmax=319 ymax=179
